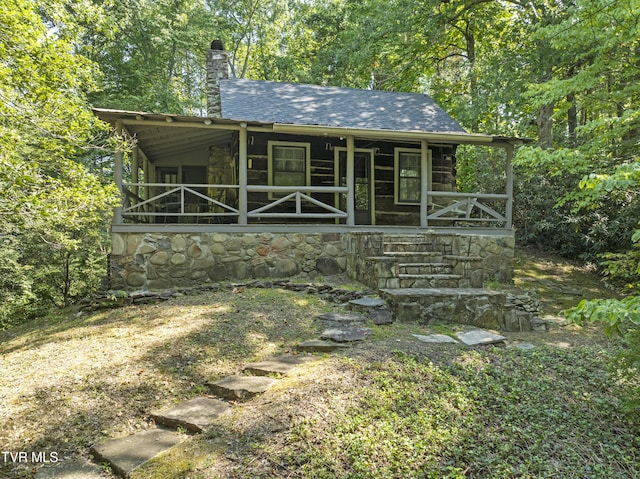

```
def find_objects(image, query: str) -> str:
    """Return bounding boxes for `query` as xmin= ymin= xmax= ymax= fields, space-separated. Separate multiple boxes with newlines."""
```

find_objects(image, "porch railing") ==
xmin=119 ymin=184 xmax=510 ymax=229
xmin=247 ymin=185 xmax=348 ymax=219
xmin=425 ymin=192 xmax=510 ymax=227
xmin=121 ymin=183 xmax=239 ymax=222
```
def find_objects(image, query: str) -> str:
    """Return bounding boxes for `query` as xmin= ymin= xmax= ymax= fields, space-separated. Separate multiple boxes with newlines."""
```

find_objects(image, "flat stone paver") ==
xmin=296 ymin=340 xmax=349 ymax=352
xmin=412 ymin=333 xmax=459 ymax=344
xmin=321 ymin=326 xmax=372 ymax=342
xmin=349 ymin=297 xmax=386 ymax=308
xmin=314 ymin=312 xmax=368 ymax=326
xmin=208 ymin=375 xmax=278 ymax=400
xmin=456 ymin=329 xmax=506 ymax=346
xmin=35 ymin=459 xmax=106 ymax=479
xmin=150 ymin=397 xmax=231 ymax=433
xmin=90 ymin=429 xmax=182 ymax=477
xmin=244 ymin=355 xmax=318 ymax=376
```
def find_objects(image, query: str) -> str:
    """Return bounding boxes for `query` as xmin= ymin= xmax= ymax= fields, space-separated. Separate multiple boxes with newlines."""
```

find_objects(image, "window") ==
xmin=394 ymin=149 xmax=420 ymax=204
xmin=394 ymin=148 xmax=432 ymax=204
xmin=268 ymin=141 xmax=311 ymax=189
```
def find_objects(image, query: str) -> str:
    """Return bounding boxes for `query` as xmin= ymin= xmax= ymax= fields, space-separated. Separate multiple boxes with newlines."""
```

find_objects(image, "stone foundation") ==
xmin=110 ymin=231 xmax=514 ymax=292
xmin=110 ymin=232 xmax=347 ymax=290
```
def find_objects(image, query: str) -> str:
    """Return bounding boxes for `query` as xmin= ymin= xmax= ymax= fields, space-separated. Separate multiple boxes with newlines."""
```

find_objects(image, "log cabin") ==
xmin=94 ymin=40 xmax=529 ymax=315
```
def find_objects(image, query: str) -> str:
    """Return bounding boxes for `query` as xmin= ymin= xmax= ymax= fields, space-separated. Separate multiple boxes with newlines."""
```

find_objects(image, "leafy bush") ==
xmin=567 ymin=297 xmax=640 ymax=415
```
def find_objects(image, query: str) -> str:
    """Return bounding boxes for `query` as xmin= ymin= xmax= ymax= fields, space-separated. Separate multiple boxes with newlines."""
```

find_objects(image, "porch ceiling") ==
xmin=130 ymin=124 xmax=233 ymax=163
xmin=93 ymin=108 xmax=235 ymax=164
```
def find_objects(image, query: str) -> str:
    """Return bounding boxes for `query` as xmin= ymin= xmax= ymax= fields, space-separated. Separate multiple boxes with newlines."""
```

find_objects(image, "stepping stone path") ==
xmin=150 ymin=397 xmax=230 ymax=432
xmin=412 ymin=333 xmax=459 ymax=344
xmin=208 ymin=375 xmax=279 ymax=401
xmin=456 ymin=329 xmax=506 ymax=346
xmin=78 ymin=353 xmax=322 ymax=478
xmin=50 ymin=296 xmax=527 ymax=479
xmin=90 ymin=429 xmax=182 ymax=478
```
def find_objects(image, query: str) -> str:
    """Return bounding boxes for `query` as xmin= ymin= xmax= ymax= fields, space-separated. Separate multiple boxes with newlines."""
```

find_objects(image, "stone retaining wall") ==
xmin=110 ymin=232 xmax=347 ymax=290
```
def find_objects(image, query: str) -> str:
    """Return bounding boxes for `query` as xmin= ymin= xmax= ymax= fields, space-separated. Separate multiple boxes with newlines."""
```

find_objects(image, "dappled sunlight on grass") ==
xmin=0 ymin=287 xmax=338 ymax=477
xmin=513 ymin=248 xmax=618 ymax=316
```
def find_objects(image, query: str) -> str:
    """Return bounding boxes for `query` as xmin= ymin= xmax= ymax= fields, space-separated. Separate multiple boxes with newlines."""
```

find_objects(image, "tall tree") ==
xmin=0 ymin=0 xmax=118 ymax=326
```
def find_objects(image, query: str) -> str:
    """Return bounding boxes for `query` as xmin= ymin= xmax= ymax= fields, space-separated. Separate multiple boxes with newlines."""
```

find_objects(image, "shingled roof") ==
xmin=219 ymin=78 xmax=467 ymax=134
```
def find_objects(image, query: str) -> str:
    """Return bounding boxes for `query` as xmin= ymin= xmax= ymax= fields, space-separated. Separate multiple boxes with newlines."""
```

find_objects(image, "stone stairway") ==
xmin=86 ymin=355 xmax=318 ymax=478
xmin=367 ymin=235 xmax=542 ymax=332
xmin=366 ymin=235 xmax=482 ymax=290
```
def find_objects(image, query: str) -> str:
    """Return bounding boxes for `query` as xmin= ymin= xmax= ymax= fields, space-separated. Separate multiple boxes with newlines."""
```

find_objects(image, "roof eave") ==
xmin=92 ymin=108 xmax=532 ymax=145
xmin=271 ymin=123 xmax=531 ymax=146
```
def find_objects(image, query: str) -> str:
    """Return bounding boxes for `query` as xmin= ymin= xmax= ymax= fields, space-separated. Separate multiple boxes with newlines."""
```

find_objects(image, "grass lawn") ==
xmin=0 ymin=251 xmax=638 ymax=478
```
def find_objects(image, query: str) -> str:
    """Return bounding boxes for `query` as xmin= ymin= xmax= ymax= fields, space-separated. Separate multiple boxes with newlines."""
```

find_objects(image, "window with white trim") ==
xmin=268 ymin=141 xmax=311 ymax=188
xmin=395 ymin=149 xmax=422 ymax=204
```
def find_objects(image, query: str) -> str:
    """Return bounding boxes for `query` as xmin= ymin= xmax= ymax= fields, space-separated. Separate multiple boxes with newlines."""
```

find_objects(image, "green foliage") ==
xmin=271 ymin=348 xmax=638 ymax=478
xmin=513 ymin=148 xmax=640 ymax=259
xmin=567 ymin=297 xmax=640 ymax=414
xmin=0 ymin=0 xmax=119 ymax=328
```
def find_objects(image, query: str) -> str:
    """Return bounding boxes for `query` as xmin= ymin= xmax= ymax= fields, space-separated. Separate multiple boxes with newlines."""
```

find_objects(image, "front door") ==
xmin=335 ymin=148 xmax=375 ymax=225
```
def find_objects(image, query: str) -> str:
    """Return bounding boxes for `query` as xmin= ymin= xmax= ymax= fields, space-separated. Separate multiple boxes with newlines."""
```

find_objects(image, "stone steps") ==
xmin=398 ymin=262 xmax=453 ymax=275
xmin=363 ymin=234 xmax=489 ymax=291
xmin=56 ymin=297 xmax=397 ymax=479
xmin=384 ymin=241 xmax=442 ymax=253
xmin=90 ymin=429 xmax=183 ymax=478
xmin=398 ymin=274 xmax=468 ymax=289
xmin=382 ymin=251 xmax=445 ymax=262
xmin=380 ymin=287 xmax=510 ymax=330
xmin=82 ymin=302 xmax=395 ymax=479
xmin=207 ymin=375 xmax=279 ymax=401
xmin=150 ymin=397 xmax=231 ymax=433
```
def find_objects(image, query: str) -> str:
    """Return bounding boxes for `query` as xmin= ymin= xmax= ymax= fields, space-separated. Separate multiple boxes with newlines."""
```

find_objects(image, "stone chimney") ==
xmin=206 ymin=40 xmax=229 ymax=118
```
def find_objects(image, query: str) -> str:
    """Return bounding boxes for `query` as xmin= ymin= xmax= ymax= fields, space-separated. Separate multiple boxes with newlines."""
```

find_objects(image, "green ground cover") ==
xmin=0 ymin=251 xmax=637 ymax=478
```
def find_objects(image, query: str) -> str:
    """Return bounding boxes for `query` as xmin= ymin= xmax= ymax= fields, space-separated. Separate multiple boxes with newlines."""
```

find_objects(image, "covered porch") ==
xmin=97 ymin=109 xmax=521 ymax=236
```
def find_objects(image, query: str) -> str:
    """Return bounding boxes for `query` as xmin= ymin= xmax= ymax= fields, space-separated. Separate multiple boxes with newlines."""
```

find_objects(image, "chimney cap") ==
xmin=210 ymin=39 xmax=224 ymax=51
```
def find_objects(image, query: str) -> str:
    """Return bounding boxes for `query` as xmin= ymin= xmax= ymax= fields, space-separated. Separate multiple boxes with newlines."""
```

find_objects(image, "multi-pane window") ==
xmin=269 ymin=142 xmax=310 ymax=191
xmin=273 ymin=146 xmax=306 ymax=186
xmin=396 ymin=151 xmax=422 ymax=203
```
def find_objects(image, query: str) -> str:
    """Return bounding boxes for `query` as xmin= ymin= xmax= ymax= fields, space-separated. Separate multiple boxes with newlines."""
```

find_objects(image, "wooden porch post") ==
xmin=114 ymin=119 xmax=124 ymax=225
xmin=131 ymin=147 xmax=139 ymax=199
xmin=238 ymin=123 xmax=248 ymax=225
xmin=420 ymin=139 xmax=429 ymax=228
xmin=505 ymin=144 xmax=514 ymax=229
xmin=346 ymin=135 xmax=355 ymax=226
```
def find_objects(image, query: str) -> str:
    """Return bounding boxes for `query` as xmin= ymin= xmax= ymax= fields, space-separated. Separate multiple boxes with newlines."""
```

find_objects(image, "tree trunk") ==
xmin=536 ymin=103 xmax=554 ymax=149
xmin=567 ymin=92 xmax=577 ymax=147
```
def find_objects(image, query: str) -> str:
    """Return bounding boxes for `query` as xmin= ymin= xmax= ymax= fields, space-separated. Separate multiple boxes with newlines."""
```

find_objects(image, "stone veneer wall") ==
xmin=110 ymin=232 xmax=347 ymax=290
